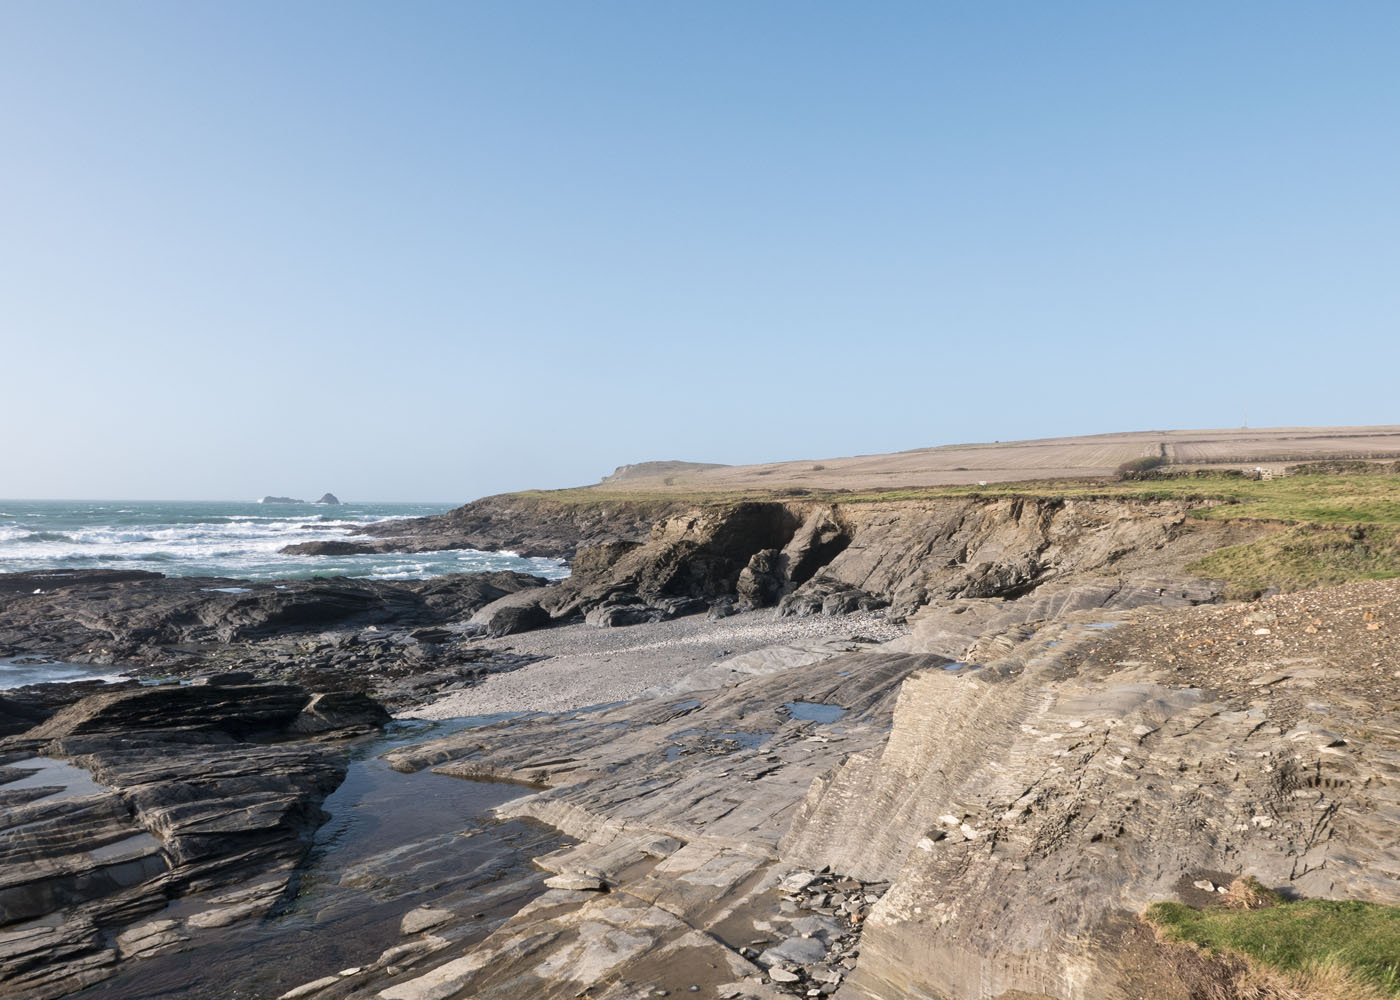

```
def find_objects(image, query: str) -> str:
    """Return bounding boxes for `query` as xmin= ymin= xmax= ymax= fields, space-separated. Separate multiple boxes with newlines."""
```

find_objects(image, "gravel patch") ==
xmin=402 ymin=610 xmax=906 ymax=718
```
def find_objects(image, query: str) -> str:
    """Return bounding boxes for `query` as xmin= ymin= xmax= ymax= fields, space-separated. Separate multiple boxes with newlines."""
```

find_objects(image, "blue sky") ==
xmin=3 ymin=2 xmax=1397 ymax=501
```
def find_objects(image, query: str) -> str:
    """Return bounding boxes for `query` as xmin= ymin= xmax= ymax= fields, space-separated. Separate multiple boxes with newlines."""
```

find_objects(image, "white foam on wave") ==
xmin=0 ymin=503 xmax=560 ymax=583
xmin=0 ymin=660 xmax=130 ymax=690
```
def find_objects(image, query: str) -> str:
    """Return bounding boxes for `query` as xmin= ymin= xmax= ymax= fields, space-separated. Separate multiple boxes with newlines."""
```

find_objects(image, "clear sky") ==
xmin=2 ymin=2 xmax=1397 ymax=502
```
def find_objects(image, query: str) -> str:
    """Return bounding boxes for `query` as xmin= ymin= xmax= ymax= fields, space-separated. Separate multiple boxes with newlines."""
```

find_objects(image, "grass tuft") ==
xmin=1187 ymin=524 xmax=1400 ymax=598
xmin=1146 ymin=896 xmax=1400 ymax=997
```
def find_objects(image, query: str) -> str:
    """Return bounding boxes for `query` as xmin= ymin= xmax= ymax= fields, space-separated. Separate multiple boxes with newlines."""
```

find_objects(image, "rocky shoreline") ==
xmin=3 ymin=489 xmax=1398 ymax=999
xmin=283 ymin=493 xmax=691 ymax=561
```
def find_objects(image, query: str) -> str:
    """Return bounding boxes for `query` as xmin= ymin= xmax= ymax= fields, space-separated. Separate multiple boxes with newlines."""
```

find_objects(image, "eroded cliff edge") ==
xmin=463 ymin=493 xmax=1264 ymax=636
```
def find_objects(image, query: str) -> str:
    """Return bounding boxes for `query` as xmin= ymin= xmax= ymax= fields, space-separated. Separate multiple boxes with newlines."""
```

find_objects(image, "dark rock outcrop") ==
xmin=0 ymin=680 xmax=138 ymax=739
xmin=314 ymin=493 xmax=340 ymax=505
xmin=736 ymin=548 xmax=785 ymax=609
xmin=534 ymin=502 xmax=805 ymax=627
xmin=469 ymin=589 xmax=553 ymax=638
xmin=776 ymin=577 xmax=888 ymax=617
xmin=0 ymin=570 xmax=548 ymax=667
xmin=0 ymin=678 xmax=383 ymax=998
xmin=345 ymin=493 xmax=690 ymax=560
xmin=19 ymin=682 xmax=312 ymax=742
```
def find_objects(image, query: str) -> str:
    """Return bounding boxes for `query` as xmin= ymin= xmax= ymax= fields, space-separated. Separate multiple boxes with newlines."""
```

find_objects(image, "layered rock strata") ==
xmin=0 ymin=679 xmax=385 ymax=999
xmin=783 ymin=581 xmax=1400 ymax=999
xmin=0 ymin=570 xmax=549 ymax=706
xmin=276 ymin=578 xmax=1400 ymax=1000
xmin=468 ymin=495 xmax=1254 ymax=637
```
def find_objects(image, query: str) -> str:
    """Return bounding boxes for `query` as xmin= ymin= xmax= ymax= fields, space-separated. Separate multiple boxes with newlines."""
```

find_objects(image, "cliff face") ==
xmin=779 ymin=496 xmax=1233 ymax=616
xmin=466 ymin=495 xmax=1256 ymax=636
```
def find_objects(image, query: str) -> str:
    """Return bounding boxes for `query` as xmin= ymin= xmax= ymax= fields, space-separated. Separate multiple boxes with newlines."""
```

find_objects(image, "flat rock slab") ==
xmin=374 ymin=892 xmax=781 ymax=1000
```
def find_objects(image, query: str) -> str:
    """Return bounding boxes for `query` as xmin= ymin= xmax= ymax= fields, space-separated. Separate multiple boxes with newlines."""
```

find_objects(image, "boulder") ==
xmin=286 ymin=691 xmax=391 ymax=735
xmin=0 ymin=681 xmax=137 ymax=739
xmin=707 ymin=596 xmax=740 ymax=620
xmin=470 ymin=590 xmax=553 ymax=637
xmin=736 ymin=549 xmax=784 ymax=610
xmin=777 ymin=578 xmax=888 ymax=618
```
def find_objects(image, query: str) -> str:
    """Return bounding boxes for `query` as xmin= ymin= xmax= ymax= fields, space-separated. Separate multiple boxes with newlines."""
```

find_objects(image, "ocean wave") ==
xmin=0 ymin=660 xmax=131 ymax=689
xmin=0 ymin=501 xmax=548 ymax=583
xmin=0 ymin=530 xmax=75 ymax=545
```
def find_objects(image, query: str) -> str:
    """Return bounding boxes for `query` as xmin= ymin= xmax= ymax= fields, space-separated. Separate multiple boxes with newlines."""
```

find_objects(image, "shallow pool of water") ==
xmin=83 ymin=715 xmax=567 ymax=1000
xmin=940 ymin=662 xmax=983 ymax=673
xmin=0 ymin=756 xmax=109 ymax=802
xmin=664 ymin=727 xmax=772 ymax=761
xmin=784 ymin=701 xmax=846 ymax=724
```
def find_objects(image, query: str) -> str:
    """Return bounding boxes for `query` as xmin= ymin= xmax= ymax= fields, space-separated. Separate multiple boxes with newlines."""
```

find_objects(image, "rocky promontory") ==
xmin=0 ymin=569 xmax=550 ymax=708
xmin=285 ymin=493 xmax=693 ymax=560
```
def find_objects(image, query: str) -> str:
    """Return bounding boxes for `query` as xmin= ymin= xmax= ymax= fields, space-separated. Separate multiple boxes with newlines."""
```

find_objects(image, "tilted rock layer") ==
xmin=784 ymin=580 xmax=1400 ymax=1000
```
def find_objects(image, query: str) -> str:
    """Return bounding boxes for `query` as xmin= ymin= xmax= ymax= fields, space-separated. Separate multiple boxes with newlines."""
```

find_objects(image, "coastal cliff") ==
xmin=464 ymin=494 xmax=1256 ymax=636
xmin=6 ymin=471 xmax=1400 ymax=999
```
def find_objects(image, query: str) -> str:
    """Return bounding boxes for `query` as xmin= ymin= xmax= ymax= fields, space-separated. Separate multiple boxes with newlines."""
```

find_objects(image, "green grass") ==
xmin=1146 ymin=897 xmax=1400 ymax=996
xmin=1187 ymin=524 xmax=1400 ymax=598
xmin=518 ymin=473 xmax=1400 ymax=526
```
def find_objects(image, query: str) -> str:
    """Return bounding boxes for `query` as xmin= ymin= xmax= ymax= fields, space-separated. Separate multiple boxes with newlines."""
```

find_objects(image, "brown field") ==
xmin=590 ymin=426 xmax=1400 ymax=493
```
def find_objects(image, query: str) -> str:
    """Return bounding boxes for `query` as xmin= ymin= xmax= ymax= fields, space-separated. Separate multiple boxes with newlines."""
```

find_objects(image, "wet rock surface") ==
xmin=0 ymin=679 xmax=387 ymax=999
xmin=76 ymin=720 xmax=566 ymax=1000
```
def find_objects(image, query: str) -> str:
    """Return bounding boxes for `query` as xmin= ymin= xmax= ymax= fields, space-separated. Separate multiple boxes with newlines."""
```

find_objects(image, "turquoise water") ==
xmin=0 ymin=499 xmax=569 ymax=582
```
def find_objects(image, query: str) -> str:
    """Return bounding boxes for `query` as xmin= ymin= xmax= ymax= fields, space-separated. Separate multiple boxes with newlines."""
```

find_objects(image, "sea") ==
xmin=0 ymin=498 xmax=571 ymax=689
xmin=0 ymin=498 xmax=569 ymax=583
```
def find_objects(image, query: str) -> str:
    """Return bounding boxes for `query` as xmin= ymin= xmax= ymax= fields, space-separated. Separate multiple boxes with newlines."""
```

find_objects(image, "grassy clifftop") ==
xmin=512 ymin=472 xmax=1400 ymax=597
xmin=518 ymin=471 xmax=1400 ymax=523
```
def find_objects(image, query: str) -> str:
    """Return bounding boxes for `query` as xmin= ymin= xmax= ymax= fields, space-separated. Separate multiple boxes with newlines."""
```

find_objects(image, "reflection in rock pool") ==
xmin=83 ymin=716 xmax=567 ymax=1000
